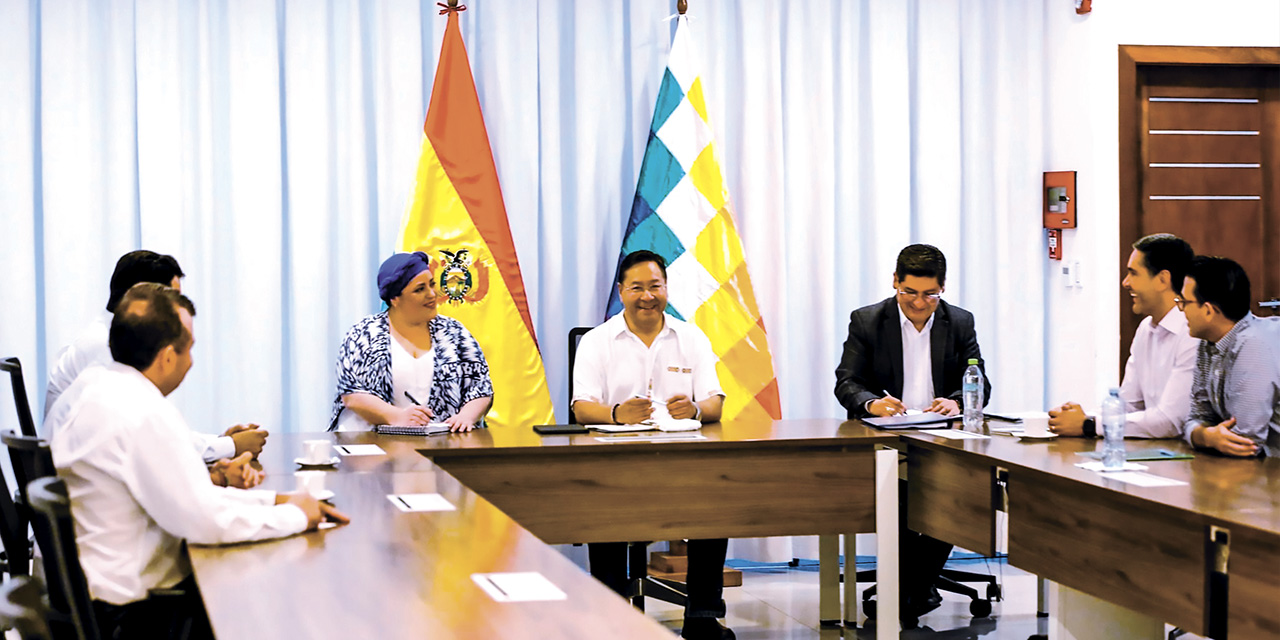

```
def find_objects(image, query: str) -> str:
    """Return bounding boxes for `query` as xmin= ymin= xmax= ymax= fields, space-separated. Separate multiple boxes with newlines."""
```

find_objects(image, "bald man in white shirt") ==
xmin=1050 ymin=234 xmax=1198 ymax=438
xmin=48 ymin=283 xmax=347 ymax=639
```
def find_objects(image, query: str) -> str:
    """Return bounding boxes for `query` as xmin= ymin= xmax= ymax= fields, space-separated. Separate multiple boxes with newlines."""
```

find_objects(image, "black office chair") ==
xmin=0 ymin=575 xmax=54 ymax=640
xmin=1 ymin=357 xmax=40 ymax=438
xmin=26 ymin=477 xmax=99 ymax=640
xmin=567 ymin=327 xmax=688 ymax=611
xmin=857 ymin=563 xmax=1001 ymax=621
xmin=3 ymin=432 xmax=55 ymax=516
xmin=0 ymin=460 xmax=32 ymax=577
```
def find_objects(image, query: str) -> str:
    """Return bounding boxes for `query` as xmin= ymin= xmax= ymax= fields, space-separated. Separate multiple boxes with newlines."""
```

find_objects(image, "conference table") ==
xmin=189 ymin=420 xmax=904 ymax=639
xmin=900 ymin=428 xmax=1280 ymax=640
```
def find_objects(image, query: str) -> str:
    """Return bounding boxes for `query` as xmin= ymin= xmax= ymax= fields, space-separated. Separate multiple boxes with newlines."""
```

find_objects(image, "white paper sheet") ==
xmin=593 ymin=433 xmax=707 ymax=444
xmin=919 ymin=429 xmax=989 ymax=440
xmin=387 ymin=493 xmax=456 ymax=512
xmin=334 ymin=444 xmax=386 ymax=456
xmin=472 ymin=572 xmax=568 ymax=602
xmin=1098 ymin=471 xmax=1187 ymax=487
xmin=1076 ymin=461 xmax=1149 ymax=473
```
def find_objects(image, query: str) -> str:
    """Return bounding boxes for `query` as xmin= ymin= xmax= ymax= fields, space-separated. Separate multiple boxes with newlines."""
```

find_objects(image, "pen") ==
xmin=404 ymin=391 xmax=422 ymax=405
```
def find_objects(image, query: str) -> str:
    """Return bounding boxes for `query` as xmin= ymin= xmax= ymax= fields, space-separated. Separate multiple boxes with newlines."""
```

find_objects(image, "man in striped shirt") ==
xmin=1180 ymin=256 xmax=1280 ymax=457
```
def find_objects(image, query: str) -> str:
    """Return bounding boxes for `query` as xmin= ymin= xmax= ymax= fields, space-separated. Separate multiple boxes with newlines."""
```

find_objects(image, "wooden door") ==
xmin=1119 ymin=47 xmax=1280 ymax=371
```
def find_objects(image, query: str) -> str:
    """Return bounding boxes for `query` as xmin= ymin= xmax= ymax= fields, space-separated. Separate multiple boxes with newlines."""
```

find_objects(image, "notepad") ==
xmin=387 ymin=493 xmax=456 ymax=512
xmin=334 ymin=444 xmax=386 ymax=456
xmin=472 ymin=572 xmax=567 ymax=603
xmin=373 ymin=424 xmax=451 ymax=436
xmin=864 ymin=413 xmax=954 ymax=429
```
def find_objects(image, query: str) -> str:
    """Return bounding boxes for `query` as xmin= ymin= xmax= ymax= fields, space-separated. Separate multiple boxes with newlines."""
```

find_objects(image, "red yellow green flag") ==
xmin=397 ymin=6 xmax=554 ymax=428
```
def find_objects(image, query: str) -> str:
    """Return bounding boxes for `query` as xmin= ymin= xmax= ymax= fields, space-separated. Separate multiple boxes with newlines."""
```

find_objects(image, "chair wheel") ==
xmin=863 ymin=599 xmax=876 ymax=619
xmin=987 ymin=583 xmax=1002 ymax=601
xmin=970 ymin=598 xmax=993 ymax=618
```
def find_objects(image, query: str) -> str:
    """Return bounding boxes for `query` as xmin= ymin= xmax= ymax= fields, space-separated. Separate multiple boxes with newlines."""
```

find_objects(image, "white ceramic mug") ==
xmin=1023 ymin=415 xmax=1051 ymax=437
xmin=302 ymin=439 xmax=331 ymax=464
xmin=295 ymin=470 xmax=326 ymax=496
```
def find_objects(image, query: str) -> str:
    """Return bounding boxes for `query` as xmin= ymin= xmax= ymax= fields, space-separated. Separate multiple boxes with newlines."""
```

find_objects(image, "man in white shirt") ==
xmin=572 ymin=250 xmax=730 ymax=640
xmin=43 ymin=250 xmax=267 ymax=464
xmin=48 ymin=283 xmax=347 ymax=639
xmin=1049 ymin=234 xmax=1198 ymax=438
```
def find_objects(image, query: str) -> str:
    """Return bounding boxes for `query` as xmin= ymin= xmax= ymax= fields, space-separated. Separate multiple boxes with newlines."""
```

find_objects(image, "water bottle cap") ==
xmin=1109 ymin=387 xmax=1120 ymax=396
xmin=967 ymin=358 xmax=978 ymax=365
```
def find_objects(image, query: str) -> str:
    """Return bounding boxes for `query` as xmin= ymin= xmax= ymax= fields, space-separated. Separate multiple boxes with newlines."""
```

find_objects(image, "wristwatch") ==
xmin=1082 ymin=417 xmax=1098 ymax=439
xmin=693 ymin=405 xmax=702 ymax=422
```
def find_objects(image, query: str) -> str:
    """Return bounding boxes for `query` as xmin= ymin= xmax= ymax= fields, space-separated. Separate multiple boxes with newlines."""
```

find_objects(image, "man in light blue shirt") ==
xmin=1179 ymin=256 xmax=1280 ymax=457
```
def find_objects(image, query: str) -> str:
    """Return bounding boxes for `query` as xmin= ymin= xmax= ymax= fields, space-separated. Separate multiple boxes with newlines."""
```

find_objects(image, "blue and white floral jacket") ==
xmin=330 ymin=311 xmax=493 ymax=430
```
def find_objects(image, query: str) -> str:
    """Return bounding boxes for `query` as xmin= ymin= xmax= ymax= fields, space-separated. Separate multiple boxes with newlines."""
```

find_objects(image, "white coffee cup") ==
xmin=1022 ymin=415 xmax=1051 ymax=437
xmin=295 ymin=470 xmax=326 ymax=496
xmin=302 ymin=439 xmax=331 ymax=464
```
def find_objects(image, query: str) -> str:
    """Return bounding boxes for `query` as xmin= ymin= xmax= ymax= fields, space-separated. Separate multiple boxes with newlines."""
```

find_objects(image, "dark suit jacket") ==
xmin=834 ymin=297 xmax=991 ymax=419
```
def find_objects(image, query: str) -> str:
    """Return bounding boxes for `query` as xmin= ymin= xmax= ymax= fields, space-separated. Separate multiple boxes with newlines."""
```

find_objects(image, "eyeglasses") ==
xmin=623 ymin=283 xmax=667 ymax=295
xmin=1174 ymin=297 xmax=1201 ymax=311
xmin=896 ymin=289 xmax=942 ymax=302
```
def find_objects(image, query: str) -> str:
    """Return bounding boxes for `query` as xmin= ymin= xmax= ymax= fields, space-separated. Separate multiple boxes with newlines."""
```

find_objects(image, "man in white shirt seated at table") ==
xmin=1049 ymin=234 xmax=1198 ymax=438
xmin=571 ymin=250 xmax=731 ymax=640
xmin=43 ymin=249 xmax=268 ymax=463
xmin=48 ymin=283 xmax=348 ymax=639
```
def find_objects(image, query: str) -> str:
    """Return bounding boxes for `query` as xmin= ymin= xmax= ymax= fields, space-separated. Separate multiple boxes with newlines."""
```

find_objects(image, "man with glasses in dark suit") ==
xmin=834 ymin=243 xmax=992 ymax=624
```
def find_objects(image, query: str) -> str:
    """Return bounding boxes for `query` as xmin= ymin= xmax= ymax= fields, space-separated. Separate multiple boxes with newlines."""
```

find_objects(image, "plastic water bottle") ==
xmin=1101 ymin=387 xmax=1126 ymax=469
xmin=962 ymin=358 xmax=984 ymax=431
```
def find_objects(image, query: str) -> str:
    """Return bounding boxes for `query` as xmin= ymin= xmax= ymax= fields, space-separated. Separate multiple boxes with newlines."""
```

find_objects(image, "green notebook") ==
xmin=1077 ymin=448 xmax=1194 ymax=462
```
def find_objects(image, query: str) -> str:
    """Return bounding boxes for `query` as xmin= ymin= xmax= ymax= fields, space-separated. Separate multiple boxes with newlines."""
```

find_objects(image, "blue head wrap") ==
xmin=377 ymin=252 xmax=432 ymax=302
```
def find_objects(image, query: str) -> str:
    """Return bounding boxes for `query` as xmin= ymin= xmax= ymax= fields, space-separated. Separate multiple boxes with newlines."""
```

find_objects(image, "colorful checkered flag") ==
xmin=607 ymin=15 xmax=781 ymax=424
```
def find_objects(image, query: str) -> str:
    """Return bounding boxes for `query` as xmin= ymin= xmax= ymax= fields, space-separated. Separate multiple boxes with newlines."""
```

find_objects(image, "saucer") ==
xmin=310 ymin=489 xmax=335 ymax=502
xmin=295 ymin=456 xmax=340 ymax=467
xmin=1017 ymin=432 xmax=1058 ymax=441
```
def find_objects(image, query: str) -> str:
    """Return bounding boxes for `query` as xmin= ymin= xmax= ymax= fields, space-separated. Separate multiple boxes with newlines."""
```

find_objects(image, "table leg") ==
xmin=818 ymin=534 xmax=840 ymax=625
xmin=875 ymin=446 xmax=899 ymax=640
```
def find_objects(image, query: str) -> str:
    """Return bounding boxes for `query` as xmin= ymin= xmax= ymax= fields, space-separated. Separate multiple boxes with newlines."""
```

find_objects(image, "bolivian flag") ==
xmin=397 ymin=6 xmax=554 ymax=429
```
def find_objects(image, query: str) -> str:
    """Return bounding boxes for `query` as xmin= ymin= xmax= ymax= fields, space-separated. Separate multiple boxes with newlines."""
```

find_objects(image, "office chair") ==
xmin=0 ymin=576 xmax=53 ymax=640
xmin=3 ymin=432 xmax=55 ymax=516
xmin=567 ymin=326 xmax=689 ymax=611
xmin=26 ymin=477 xmax=100 ymax=640
xmin=1 ymin=357 xmax=39 ymax=437
xmin=857 ymin=565 xmax=1001 ymax=620
xmin=0 ymin=460 xmax=31 ymax=577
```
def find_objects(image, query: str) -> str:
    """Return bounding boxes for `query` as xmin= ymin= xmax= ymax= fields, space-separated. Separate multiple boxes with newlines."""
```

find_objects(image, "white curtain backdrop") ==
xmin=0 ymin=0 xmax=1049 ymax=561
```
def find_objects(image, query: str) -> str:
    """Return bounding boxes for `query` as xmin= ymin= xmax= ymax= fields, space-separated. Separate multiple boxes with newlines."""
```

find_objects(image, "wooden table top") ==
xmin=188 ymin=432 xmax=672 ymax=640
xmin=327 ymin=418 xmax=898 ymax=460
xmin=898 ymin=427 xmax=1280 ymax=536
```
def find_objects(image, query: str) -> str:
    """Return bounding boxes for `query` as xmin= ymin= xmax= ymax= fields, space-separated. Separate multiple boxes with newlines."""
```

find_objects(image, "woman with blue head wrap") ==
xmin=330 ymin=252 xmax=493 ymax=431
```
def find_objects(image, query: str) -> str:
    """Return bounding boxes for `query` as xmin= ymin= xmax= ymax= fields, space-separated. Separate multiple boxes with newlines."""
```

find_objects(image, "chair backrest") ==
xmin=567 ymin=327 xmax=592 ymax=423
xmin=26 ymin=477 xmax=99 ymax=640
xmin=0 ymin=576 xmax=54 ymax=640
xmin=0 ymin=459 xmax=30 ymax=577
xmin=0 ymin=358 xmax=39 ymax=438
xmin=2 ymin=432 xmax=55 ymax=512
